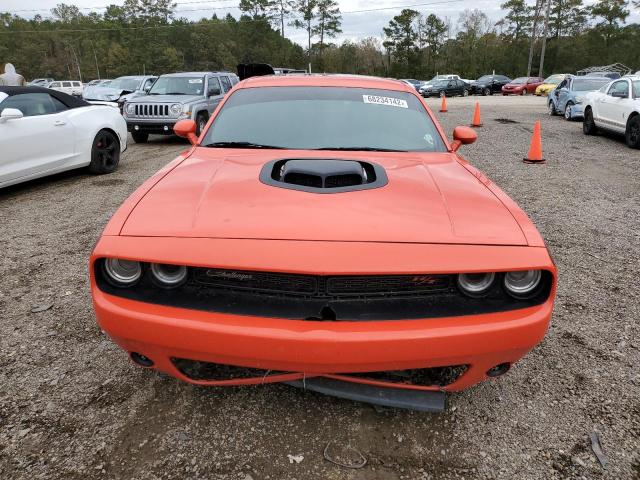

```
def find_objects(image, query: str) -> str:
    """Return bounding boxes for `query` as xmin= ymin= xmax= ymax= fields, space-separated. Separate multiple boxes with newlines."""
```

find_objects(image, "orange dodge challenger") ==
xmin=90 ymin=74 xmax=556 ymax=411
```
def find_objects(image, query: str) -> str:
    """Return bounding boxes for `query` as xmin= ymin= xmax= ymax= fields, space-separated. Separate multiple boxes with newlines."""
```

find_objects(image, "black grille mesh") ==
xmin=192 ymin=268 xmax=451 ymax=298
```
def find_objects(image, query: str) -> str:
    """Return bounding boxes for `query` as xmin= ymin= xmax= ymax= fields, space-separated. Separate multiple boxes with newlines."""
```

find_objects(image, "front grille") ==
xmin=193 ymin=268 xmax=450 ymax=298
xmin=172 ymin=358 xmax=274 ymax=381
xmin=95 ymin=262 xmax=554 ymax=321
xmin=193 ymin=269 xmax=317 ymax=295
xmin=348 ymin=365 xmax=468 ymax=387
xmin=131 ymin=103 xmax=173 ymax=118
xmin=171 ymin=357 xmax=467 ymax=386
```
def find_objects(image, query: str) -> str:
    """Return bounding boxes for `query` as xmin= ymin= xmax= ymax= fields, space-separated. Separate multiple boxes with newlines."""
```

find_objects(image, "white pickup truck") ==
xmin=583 ymin=75 xmax=640 ymax=149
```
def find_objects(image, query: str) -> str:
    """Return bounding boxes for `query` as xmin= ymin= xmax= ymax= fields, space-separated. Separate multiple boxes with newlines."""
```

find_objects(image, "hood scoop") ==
xmin=260 ymin=158 xmax=388 ymax=193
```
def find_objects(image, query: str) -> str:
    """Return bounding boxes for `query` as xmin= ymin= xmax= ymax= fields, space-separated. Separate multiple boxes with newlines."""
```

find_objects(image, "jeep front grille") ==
xmin=131 ymin=103 xmax=174 ymax=118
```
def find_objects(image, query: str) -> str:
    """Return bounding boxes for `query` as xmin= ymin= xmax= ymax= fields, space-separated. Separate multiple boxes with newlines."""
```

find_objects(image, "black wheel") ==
xmin=131 ymin=132 xmax=148 ymax=143
xmin=439 ymin=91 xmax=446 ymax=98
xmin=521 ymin=88 xmax=526 ymax=96
xmin=625 ymin=115 xmax=640 ymax=149
xmin=482 ymin=87 xmax=490 ymax=96
xmin=583 ymin=108 xmax=598 ymax=135
xmin=195 ymin=113 xmax=208 ymax=136
xmin=548 ymin=101 xmax=558 ymax=116
xmin=564 ymin=102 xmax=574 ymax=121
xmin=463 ymin=89 xmax=469 ymax=97
xmin=88 ymin=130 xmax=120 ymax=174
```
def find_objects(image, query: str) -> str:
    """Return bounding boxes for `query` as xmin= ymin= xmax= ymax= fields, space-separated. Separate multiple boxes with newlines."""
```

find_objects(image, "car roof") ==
xmin=0 ymin=86 xmax=90 ymax=108
xmin=160 ymin=71 xmax=236 ymax=77
xmin=239 ymin=74 xmax=414 ymax=92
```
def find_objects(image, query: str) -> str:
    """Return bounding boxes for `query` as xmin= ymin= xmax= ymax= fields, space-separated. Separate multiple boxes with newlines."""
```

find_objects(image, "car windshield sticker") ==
xmin=362 ymin=95 xmax=408 ymax=108
xmin=188 ymin=79 xmax=203 ymax=84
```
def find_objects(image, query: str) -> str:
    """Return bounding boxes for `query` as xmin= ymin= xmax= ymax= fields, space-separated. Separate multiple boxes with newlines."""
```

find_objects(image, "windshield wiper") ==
xmin=204 ymin=141 xmax=285 ymax=149
xmin=315 ymin=146 xmax=408 ymax=152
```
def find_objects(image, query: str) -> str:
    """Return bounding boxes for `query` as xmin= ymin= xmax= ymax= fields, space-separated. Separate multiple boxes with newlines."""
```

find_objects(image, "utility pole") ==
xmin=538 ymin=0 xmax=552 ymax=77
xmin=526 ymin=0 xmax=542 ymax=77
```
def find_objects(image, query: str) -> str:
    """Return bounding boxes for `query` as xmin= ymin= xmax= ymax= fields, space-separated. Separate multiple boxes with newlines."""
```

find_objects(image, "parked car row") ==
xmin=544 ymin=73 xmax=640 ymax=149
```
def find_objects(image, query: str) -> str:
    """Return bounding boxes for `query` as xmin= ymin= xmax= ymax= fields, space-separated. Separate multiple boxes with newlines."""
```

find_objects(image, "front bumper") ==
xmin=566 ymin=103 xmax=584 ymax=119
xmin=94 ymin=288 xmax=554 ymax=392
xmin=90 ymin=237 xmax=557 ymax=393
xmin=126 ymin=119 xmax=179 ymax=135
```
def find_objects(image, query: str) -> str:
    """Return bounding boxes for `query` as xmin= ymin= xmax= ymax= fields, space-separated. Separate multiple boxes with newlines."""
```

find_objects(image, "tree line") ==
xmin=0 ymin=0 xmax=638 ymax=82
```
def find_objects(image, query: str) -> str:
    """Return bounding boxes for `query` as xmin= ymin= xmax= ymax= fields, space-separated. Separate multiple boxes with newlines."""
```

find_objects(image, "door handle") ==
xmin=54 ymin=120 xmax=66 ymax=126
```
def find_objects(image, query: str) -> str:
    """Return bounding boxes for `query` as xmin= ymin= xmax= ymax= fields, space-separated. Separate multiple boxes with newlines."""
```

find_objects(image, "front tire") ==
xmin=583 ymin=108 xmax=598 ymax=135
xmin=521 ymin=88 xmax=527 ymax=96
xmin=482 ymin=87 xmax=490 ymax=96
xmin=88 ymin=130 xmax=120 ymax=174
xmin=564 ymin=102 xmax=574 ymax=121
xmin=131 ymin=132 xmax=148 ymax=143
xmin=463 ymin=89 xmax=469 ymax=97
xmin=625 ymin=115 xmax=640 ymax=149
xmin=195 ymin=113 xmax=209 ymax=136
xmin=548 ymin=101 xmax=558 ymax=116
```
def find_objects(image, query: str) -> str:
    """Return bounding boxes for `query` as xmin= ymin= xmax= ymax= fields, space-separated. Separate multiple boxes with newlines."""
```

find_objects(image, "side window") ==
xmin=62 ymin=82 xmax=72 ymax=87
xmin=229 ymin=75 xmax=239 ymax=86
xmin=608 ymin=80 xmax=629 ymax=97
xmin=73 ymin=82 xmax=81 ymax=87
xmin=207 ymin=77 xmax=221 ymax=96
xmin=0 ymin=93 xmax=57 ymax=117
xmin=50 ymin=96 xmax=68 ymax=113
xmin=50 ymin=82 xmax=60 ymax=88
xmin=557 ymin=79 xmax=568 ymax=89
xmin=219 ymin=76 xmax=232 ymax=93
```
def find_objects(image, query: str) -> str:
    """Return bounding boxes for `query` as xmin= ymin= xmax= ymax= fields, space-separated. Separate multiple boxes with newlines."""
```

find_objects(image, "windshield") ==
xmin=572 ymin=78 xmax=610 ymax=91
xmin=109 ymin=77 xmax=142 ymax=91
xmin=543 ymin=74 xmax=564 ymax=84
xmin=433 ymin=80 xmax=449 ymax=87
xmin=476 ymin=75 xmax=492 ymax=82
xmin=202 ymin=87 xmax=446 ymax=152
xmin=149 ymin=76 xmax=204 ymax=95
xmin=510 ymin=77 xmax=527 ymax=84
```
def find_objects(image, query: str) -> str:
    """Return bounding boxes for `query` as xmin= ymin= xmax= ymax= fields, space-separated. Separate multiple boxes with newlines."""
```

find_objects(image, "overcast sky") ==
xmin=2 ymin=0 xmax=639 ymax=47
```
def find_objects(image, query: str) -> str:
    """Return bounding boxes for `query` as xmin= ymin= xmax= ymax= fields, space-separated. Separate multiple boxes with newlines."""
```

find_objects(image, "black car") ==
xmin=420 ymin=79 xmax=470 ymax=98
xmin=470 ymin=75 xmax=512 ymax=95
xmin=401 ymin=79 xmax=423 ymax=91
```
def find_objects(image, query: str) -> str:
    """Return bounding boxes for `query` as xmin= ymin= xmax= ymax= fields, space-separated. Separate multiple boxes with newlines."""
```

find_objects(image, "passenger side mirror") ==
xmin=0 ymin=108 xmax=24 ymax=123
xmin=610 ymin=91 xmax=627 ymax=98
xmin=451 ymin=126 xmax=477 ymax=152
xmin=173 ymin=119 xmax=198 ymax=145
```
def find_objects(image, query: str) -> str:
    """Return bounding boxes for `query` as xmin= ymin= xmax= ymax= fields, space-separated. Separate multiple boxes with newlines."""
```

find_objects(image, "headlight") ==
xmin=457 ymin=272 xmax=495 ymax=297
xmin=125 ymin=103 xmax=135 ymax=115
xmin=103 ymin=258 xmax=142 ymax=287
xmin=150 ymin=263 xmax=187 ymax=288
xmin=503 ymin=270 xmax=542 ymax=299
xmin=170 ymin=103 xmax=182 ymax=115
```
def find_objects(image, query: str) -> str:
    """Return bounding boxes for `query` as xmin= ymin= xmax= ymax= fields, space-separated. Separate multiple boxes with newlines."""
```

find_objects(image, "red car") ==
xmin=90 ymin=75 xmax=557 ymax=411
xmin=502 ymin=77 xmax=544 ymax=95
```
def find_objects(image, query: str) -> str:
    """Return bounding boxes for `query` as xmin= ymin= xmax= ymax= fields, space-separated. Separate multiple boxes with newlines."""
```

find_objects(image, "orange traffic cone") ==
xmin=471 ymin=102 xmax=482 ymax=127
xmin=523 ymin=120 xmax=545 ymax=164
xmin=439 ymin=94 xmax=448 ymax=113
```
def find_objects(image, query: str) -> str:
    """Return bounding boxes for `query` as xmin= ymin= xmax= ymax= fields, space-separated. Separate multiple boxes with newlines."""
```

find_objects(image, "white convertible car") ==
xmin=583 ymin=75 xmax=640 ymax=149
xmin=0 ymin=86 xmax=127 ymax=188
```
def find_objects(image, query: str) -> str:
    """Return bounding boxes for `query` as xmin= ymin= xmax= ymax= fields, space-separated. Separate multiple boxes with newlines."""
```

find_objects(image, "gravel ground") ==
xmin=0 ymin=95 xmax=638 ymax=480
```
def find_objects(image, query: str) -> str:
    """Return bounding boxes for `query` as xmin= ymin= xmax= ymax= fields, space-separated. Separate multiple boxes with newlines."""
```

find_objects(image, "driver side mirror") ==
xmin=0 ymin=108 xmax=24 ymax=123
xmin=174 ymin=119 xmax=198 ymax=145
xmin=208 ymin=86 xmax=221 ymax=97
xmin=610 ymin=91 xmax=627 ymax=98
xmin=451 ymin=126 xmax=477 ymax=152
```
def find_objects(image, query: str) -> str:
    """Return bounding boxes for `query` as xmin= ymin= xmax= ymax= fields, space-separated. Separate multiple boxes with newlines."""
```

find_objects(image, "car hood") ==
xmin=132 ymin=94 xmax=201 ymax=104
xmin=85 ymin=86 xmax=135 ymax=101
xmin=120 ymin=150 xmax=527 ymax=245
